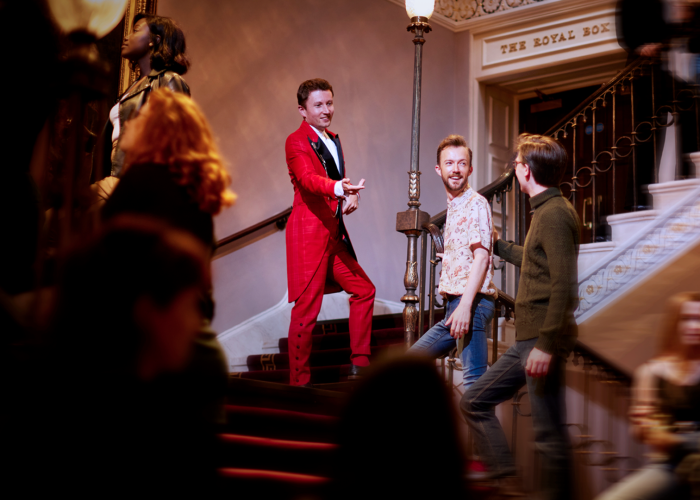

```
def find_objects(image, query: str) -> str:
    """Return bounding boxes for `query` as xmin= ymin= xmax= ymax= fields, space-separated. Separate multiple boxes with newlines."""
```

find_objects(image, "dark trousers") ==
xmin=460 ymin=337 xmax=572 ymax=500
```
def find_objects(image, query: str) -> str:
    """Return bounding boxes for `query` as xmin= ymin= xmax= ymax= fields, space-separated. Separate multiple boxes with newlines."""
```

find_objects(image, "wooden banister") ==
xmin=216 ymin=207 xmax=292 ymax=250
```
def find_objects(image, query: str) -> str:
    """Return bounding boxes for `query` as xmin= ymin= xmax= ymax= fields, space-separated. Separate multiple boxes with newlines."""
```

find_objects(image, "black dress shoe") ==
xmin=347 ymin=364 xmax=365 ymax=379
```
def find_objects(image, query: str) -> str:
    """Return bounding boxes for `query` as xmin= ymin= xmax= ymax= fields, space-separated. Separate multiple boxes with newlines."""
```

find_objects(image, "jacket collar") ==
xmin=530 ymin=186 xmax=562 ymax=210
xmin=147 ymin=68 xmax=168 ymax=77
xmin=300 ymin=120 xmax=337 ymax=141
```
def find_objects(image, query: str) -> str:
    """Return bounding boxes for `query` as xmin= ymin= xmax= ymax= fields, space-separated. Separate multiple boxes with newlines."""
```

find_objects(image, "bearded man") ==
xmin=407 ymin=134 xmax=496 ymax=389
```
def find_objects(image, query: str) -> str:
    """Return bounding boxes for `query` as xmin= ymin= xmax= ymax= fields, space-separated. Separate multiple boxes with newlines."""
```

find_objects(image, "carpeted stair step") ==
xmin=219 ymin=468 xmax=330 ymax=499
xmin=278 ymin=327 xmax=407 ymax=353
xmin=247 ymin=343 xmax=398 ymax=371
xmin=226 ymin=377 xmax=346 ymax=416
xmin=218 ymin=434 xmax=337 ymax=477
xmin=233 ymin=364 xmax=361 ymax=385
xmin=222 ymin=405 xmax=338 ymax=442
xmin=311 ymin=313 xmax=406 ymax=335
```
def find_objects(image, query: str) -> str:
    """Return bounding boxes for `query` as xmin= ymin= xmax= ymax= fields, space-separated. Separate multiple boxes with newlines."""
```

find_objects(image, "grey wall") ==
xmin=158 ymin=0 xmax=459 ymax=333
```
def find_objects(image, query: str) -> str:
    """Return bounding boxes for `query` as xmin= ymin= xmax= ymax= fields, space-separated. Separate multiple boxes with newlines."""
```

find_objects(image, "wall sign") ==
xmin=482 ymin=11 xmax=618 ymax=67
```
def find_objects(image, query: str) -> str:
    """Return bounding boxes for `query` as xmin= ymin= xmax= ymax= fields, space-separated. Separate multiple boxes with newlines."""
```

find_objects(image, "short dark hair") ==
xmin=436 ymin=135 xmax=472 ymax=166
xmin=297 ymin=79 xmax=334 ymax=107
xmin=133 ymin=13 xmax=190 ymax=75
xmin=516 ymin=133 xmax=568 ymax=187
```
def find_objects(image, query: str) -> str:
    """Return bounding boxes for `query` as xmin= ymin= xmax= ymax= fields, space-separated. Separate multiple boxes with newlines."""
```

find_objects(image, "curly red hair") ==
xmin=124 ymin=89 xmax=236 ymax=214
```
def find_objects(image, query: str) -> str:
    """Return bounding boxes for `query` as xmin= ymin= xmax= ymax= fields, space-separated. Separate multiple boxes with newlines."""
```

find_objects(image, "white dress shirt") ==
xmin=310 ymin=125 xmax=345 ymax=197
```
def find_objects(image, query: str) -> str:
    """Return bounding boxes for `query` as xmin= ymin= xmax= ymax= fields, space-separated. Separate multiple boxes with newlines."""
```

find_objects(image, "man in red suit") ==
xmin=285 ymin=78 xmax=375 ymax=387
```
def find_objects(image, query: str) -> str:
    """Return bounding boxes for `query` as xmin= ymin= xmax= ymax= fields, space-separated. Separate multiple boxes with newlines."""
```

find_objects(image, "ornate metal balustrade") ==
xmin=545 ymin=57 xmax=700 ymax=243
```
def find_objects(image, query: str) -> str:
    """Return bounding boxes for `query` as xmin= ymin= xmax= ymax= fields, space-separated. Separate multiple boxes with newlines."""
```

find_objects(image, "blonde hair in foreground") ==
xmin=125 ymin=89 xmax=236 ymax=214
xmin=658 ymin=291 xmax=700 ymax=357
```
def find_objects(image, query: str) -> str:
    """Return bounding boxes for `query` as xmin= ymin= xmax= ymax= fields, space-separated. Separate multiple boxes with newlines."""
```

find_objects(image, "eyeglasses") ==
xmin=512 ymin=160 xmax=527 ymax=169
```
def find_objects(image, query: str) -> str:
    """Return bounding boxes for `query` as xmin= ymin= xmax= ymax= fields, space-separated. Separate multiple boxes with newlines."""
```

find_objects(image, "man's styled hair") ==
xmin=436 ymin=135 xmax=472 ymax=166
xmin=515 ymin=133 xmax=568 ymax=187
xmin=297 ymin=79 xmax=334 ymax=107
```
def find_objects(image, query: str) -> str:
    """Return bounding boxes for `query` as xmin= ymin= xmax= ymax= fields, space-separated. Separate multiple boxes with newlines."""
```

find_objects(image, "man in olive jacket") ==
xmin=460 ymin=134 xmax=580 ymax=499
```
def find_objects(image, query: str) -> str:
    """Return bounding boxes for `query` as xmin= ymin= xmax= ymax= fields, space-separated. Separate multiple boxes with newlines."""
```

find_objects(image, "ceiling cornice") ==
xmin=385 ymin=0 xmax=617 ymax=33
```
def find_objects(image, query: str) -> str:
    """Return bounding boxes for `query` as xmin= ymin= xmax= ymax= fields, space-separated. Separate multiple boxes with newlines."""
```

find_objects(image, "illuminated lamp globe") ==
xmin=46 ymin=0 xmax=128 ymax=39
xmin=405 ymin=0 xmax=435 ymax=20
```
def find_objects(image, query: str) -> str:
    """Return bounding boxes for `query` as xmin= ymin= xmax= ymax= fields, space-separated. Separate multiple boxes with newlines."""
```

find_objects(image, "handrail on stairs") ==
xmin=216 ymin=207 xmax=292 ymax=251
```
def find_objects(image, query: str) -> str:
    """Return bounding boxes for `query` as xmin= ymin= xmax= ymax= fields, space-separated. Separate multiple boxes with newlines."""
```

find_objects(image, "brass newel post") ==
xmin=396 ymin=17 xmax=431 ymax=348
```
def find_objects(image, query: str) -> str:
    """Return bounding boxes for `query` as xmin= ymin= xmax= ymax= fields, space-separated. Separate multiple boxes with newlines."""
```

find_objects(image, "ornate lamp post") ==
xmin=45 ymin=0 xmax=128 ymax=247
xmin=396 ymin=0 xmax=434 ymax=348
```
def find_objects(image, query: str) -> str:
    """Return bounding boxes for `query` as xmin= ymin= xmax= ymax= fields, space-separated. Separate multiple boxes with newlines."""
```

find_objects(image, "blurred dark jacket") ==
xmin=617 ymin=0 xmax=671 ymax=59
xmin=105 ymin=69 xmax=190 ymax=178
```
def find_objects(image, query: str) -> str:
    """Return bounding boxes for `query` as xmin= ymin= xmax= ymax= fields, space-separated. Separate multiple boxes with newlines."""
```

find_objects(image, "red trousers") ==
xmin=288 ymin=237 xmax=375 ymax=386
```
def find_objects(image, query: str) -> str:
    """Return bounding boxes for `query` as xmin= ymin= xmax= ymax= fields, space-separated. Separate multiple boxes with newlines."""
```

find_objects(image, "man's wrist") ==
xmin=334 ymin=180 xmax=345 ymax=197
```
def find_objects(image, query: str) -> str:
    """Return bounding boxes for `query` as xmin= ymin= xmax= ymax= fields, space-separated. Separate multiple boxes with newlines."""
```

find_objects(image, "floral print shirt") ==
xmin=439 ymin=186 xmax=497 ymax=297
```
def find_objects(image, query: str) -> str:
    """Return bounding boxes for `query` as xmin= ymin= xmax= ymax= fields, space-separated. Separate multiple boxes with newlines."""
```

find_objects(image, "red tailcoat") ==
xmin=285 ymin=120 xmax=356 ymax=303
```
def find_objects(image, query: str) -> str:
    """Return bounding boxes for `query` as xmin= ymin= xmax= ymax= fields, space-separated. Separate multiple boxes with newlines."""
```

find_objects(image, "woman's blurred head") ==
xmin=121 ymin=89 xmax=236 ymax=214
xmin=53 ymin=216 xmax=210 ymax=378
xmin=122 ymin=13 xmax=189 ymax=75
xmin=659 ymin=292 xmax=700 ymax=356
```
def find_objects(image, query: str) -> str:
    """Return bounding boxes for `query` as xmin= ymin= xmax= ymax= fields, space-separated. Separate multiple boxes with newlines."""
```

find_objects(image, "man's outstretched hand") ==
xmin=342 ymin=178 xmax=365 ymax=196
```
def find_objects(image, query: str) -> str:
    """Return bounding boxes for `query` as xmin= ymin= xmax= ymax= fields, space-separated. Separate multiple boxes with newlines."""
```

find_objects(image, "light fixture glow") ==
xmin=405 ymin=0 xmax=435 ymax=19
xmin=47 ymin=0 xmax=129 ymax=39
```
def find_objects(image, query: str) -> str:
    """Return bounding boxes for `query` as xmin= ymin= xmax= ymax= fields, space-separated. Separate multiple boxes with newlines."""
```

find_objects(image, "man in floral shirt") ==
xmin=408 ymin=134 xmax=496 ymax=389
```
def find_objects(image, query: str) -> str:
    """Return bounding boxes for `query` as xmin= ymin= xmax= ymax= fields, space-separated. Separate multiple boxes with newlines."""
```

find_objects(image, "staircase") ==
xmin=230 ymin=314 xmax=409 ymax=387
xmin=218 ymin=313 xmax=434 ymax=498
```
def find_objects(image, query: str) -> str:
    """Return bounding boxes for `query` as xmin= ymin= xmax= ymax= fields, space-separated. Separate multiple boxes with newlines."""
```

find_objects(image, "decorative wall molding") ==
xmin=386 ymin=0 xmax=566 ymax=32
xmin=576 ymin=184 xmax=700 ymax=323
xmin=435 ymin=0 xmax=548 ymax=23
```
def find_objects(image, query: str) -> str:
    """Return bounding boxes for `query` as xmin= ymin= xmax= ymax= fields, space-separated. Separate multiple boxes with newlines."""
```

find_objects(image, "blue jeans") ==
xmin=408 ymin=294 xmax=495 ymax=390
xmin=460 ymin=338 xmax=571 ymax=500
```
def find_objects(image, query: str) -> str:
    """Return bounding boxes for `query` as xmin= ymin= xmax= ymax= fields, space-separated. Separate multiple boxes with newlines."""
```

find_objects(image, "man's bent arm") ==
xmin=494 ymin=239 xmax=523 ymax=267
xmin=446 ymin=246 xmax=490 ymax=338
xmin=286 ymin=136 xmax=337 ymax=197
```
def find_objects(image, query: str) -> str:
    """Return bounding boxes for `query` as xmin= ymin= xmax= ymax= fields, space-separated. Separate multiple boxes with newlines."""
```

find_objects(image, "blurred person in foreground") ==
xmin=103 ymin=87 xmax=235 ymax=252
xmin=332 ymin=357 xmax=469 ymax=499
xmin=407 ymin=134 xmax=496 ymax=390
xmin=596 ymin=292 xmax=700 ymax=500
xmin=40 ymin=218 xmax=221 ymax=496
xmin=460 ymin=134 xmax=580 ymax=499
xmin=105 ymin=13 xmax=191 ymax=180
xmin=103 ymin=87 xmax=236 ymax=424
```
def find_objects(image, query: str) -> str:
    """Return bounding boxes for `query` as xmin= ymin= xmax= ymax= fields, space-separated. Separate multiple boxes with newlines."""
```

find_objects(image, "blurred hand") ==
xmin=525 ymin=348 xmax=552 ymax=377
xmin=343 ymin=194 xmax=359 ymax=215
xmin=342 ymin=178 xmax=365 ymax=196
xmin=636 ymin=43 xmax=662 ymax=58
